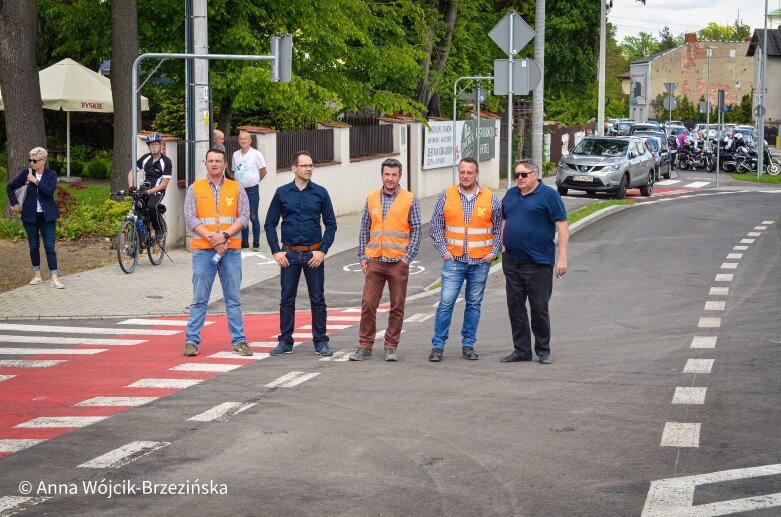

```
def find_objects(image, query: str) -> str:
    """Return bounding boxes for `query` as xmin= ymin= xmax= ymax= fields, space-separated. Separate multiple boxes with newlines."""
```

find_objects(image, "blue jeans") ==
xmin=241 ymin=185 xmax=260 ymax=246
xmin=278 ymin=250 xmax=328 ymax=346
xmin=431 ymin=259 xmax=490 ymax=349
xmin=186 ymin=249 xmax=246 ymax=347
xmin=23 ymin=213 xmax=58 ymax=275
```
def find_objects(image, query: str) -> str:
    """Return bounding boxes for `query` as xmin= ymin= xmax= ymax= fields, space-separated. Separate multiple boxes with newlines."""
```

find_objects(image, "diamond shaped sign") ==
xmin=489 ymin=11 xmax=535 ymax=57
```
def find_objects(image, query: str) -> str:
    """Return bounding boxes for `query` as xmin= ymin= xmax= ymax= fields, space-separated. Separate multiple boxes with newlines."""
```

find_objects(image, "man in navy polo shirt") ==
xmin=500 ymin=159 xmax=569 ymax=365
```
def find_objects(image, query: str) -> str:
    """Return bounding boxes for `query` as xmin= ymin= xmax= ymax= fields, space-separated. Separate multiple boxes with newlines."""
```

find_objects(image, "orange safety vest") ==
xmin=365 ymin=188 xmax=414 ymax=260
xmin=444 ymin=185 xmax=494 ymax=259
xmin=191 ymin=178 xmax=242 ymax=250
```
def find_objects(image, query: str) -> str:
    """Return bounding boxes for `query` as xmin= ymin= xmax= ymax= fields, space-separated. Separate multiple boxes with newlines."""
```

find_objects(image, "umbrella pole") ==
xmin=66 ymin=111 xmax=71 ymax=177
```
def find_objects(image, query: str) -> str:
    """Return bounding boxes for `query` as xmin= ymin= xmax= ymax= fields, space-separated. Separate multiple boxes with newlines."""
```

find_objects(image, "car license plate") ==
xmin=574 ymin=175 xmax=593 ymax=182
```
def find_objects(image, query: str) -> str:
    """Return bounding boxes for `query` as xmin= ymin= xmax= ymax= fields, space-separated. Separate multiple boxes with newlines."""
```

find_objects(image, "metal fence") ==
xmin=276 ymin=129 xmax=334 ymax=168
xmin=350 ymin=124 xmax=394 ymax=159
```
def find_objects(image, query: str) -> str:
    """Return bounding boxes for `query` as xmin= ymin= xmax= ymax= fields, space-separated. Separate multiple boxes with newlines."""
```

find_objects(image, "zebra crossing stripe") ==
xmin=118 ymin=318 xmax=212 ymax=327
xmin=0 ymin=335 xmax=144 ymax=346
xmin=170 ymin=363 xmax=243 ymax=372
xmin=319 ymin=349 xmax=352 ymax=362
xmin=0 ymin=439 xmax=46 ymax=453
xmin=14 ymin=416 xmax=108 ymax=428
xmin=0 ymin=360 xmax=65 ymax=368
xmin=187 ymin=402 xmax=256 ymax=422
xmin=0 ymin=347 xmax=107 ymax=355
xmin=684 ymin=181 xmax=710 ymax=188
xmin=75 ymin=397 xmax=159 ymax=407
xmin=660 ymin=422 xmax=701 ymax=447
xmin=299 ymin=324 xmax=353 ymax=330
xmin=0 ymin=496 xmax=50 ymax=514
xmin=265 ymin=371 xmax=320 ymax=388
xmin=683 ymin=359 xmax=714 ymax=373
xmin=126 ymin=378 xmax=203 ymax=389
xmin=77 ymin=441 xmax=170 ymax=469
xmin=0 ymin=323 xmax=179 ymax=336
xmin=0 ymin=375 xmax=14 ymax=382
xmin=327 ymin=315 xmax=361 ymax=322
xmin=208 ymin=351 xmax=269 ymax=360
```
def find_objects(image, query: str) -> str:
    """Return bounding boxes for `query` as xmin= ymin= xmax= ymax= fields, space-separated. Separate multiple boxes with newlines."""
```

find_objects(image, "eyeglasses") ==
xmin=513 ymin=171 xmax=534 ymax=179
xmin=295 ymin=163 xmax=315 ymax=169
xmin=28 ymin=159 xmax=40 ymax=164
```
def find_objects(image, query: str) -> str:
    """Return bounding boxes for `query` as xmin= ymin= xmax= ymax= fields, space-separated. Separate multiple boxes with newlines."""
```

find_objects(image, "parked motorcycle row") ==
xmin=668 ymin=137 xmax=781 ymax=176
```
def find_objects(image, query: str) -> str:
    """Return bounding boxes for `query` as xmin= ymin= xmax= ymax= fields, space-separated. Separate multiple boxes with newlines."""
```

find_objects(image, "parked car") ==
xmin=630 ymin=122 xmax=660 ymax=134
xmin=694 ymin=123 xmax=719 ymax=139
xmin=616 ymin=120 xmax=633 ymax=136
xmin=734 ymin=125 xmax=758 ymax=144
xmin=641 ymin=135 xmax=672 ymax=180
xmin=632 ymin=129 xmax=667 ymax=142
xmin=556 ymin=136 xmax=656 ymax=199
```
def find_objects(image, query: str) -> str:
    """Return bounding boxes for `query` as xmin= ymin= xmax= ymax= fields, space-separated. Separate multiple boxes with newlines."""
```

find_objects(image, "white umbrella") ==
xmin=0 ymin=58 xmax=149 ymax=177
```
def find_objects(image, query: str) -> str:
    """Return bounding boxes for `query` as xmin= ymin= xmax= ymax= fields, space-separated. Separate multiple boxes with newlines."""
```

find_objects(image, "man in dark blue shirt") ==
xmin=500 ymin=159 xmax=568 ymax=365
xmin=264 ymin=150 xmax=337 ymax=357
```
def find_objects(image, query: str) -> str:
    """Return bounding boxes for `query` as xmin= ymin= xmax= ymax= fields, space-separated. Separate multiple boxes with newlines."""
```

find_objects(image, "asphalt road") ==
xmin=1 ymin=185 xmax=780 ymax=516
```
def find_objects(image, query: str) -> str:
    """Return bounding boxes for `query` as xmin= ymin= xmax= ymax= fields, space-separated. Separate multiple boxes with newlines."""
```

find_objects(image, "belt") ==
xmin=282 ymin=242 xmax=321 ymax=252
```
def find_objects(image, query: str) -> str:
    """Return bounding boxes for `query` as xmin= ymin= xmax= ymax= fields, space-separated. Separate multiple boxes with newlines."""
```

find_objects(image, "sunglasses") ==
xmin=28 ymin=159 xmax=41 ymax=164
xmin=513 ymin=171 xmax=534 ymax=179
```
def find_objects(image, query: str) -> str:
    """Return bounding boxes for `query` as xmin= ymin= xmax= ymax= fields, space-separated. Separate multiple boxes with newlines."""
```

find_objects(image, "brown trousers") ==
xmin=358 ymin=260 xmax=410 ymax=350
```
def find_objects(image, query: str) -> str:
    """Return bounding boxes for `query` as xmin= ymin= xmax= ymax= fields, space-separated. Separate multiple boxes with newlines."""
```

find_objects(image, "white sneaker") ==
xmin=29 ymin=277 xmax=43 ymax=285
xmin=51 ymin=279 xmax=65 ymax=289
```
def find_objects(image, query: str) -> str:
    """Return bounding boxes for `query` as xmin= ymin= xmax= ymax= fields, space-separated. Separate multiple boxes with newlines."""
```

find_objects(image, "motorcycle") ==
xmin=734 ymin=144 xmax=781 ymax=175
xmin=678 ymin=141 xmax=715 ymax=172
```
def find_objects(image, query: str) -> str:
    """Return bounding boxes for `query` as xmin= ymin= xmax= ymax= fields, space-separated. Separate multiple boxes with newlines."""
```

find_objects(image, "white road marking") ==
xmin=740 ymin=238 xmax=755 ymax=244
xmin=14 ymin=416 xmax=107 ymax=428
xmin=265 ymin=371 xmax=321 ymax=388
xmin=75 ymin=396 xmax=158 ymax=407
xmin=249 ymin=341 xmax=280 ymax=347
xmin=642 ymin=463 xmax=781 ymax=516
xmin=118 ymin=318 xmax=212 ymax=327
xmin=726 ymin=253 xmax=743 ymax=260
xmin=291 ymin=333 xmax=315 ymax=338
xmin=0 ymin=347 xmax=108 ymax=355
xmin=747 ymin=231 xmax=761 ymax=237
xmin=754 ymin=225 xmax=768 ymax=230
xmin=0 ymin=359 xmax=65 ymax=368
xmin=320 ymin=349 xmax=352 ymax=362
xmin=683 ymin=358 xmax=714 ymax=373
xmin=170 ymin=362 xmax=243 ymax=372
xmin=0 ymin=439 xmax=46 ymax=452
xmin=327 ymin=315 xmax=361 ymax=322
xmin=187 ymin=402 xmax=256 ymax=422
xmin=341 ymin=308 xmax=362 ymax=313
xmin=672 ymin=387 xmax=707 ymax=404
xmin=683 ymin=181 xmax=710 ymax=188
xmin=0 ymin=323 xmax=178 ymax=336
xmin=375 ymin=329 xmax=406 ymax=339
xmin=77 ymin=441 xmax=170 ymax=469
xmin=655 ymin=179 xmax=680 ymax=185
xmin=0 ymin=375 xmax=14 ymax=382
xmin=714 ymin=274 xmax=733 ymax=282
xmin=0 ymin=335 xmax=143 ymax=346
xmin=0 ymin=497 xmax=50 ymax=514
xmin=660 ymin=422 xmax=701 ymax=447
xmin=720 ymin=262 xmax=738 ymax=269
xmin=733 ymin=245 xmax=749 ymax=251
xmin=761 ymin=220 xmax=775 ymax=224
xmin=690 ymin=336 xmax=717 ymax=349
xmin=299 ymin=324 xmax=353 ymax=330
xmin=208 ymin=351 xmax=269 ymax=360
xmin=709 ymin=287 xmax=729 ymax=296
xmin=704 ymin=301 xmax=725 ymax=311
xmin=125 ymin=378 xmax=203 ymax=389
xmin=404 ymin=313 xmax=435 ymax=323
xmin=698 ymin=317 xmax=721 ymax=328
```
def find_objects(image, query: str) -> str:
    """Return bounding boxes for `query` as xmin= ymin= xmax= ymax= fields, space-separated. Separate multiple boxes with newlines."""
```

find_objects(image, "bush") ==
xmin=83 ymin=160 xmax=109 ymax=179
xmin=68 ymin=160 xmax=84 ymax=177
xmin=0 ymin=216 xmax=26 ymax=241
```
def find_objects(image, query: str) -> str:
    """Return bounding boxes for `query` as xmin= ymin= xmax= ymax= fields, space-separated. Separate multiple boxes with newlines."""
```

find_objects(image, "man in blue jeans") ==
xmin=264 ymin=151 xmax=337 ymax=357
xmin=500 ymin=159 xmax=568 ymax=365
xmin=232 ymin=130 xmax=267 ymax=251
xmin=182 ymin=149 xmax=252 ymax=357
xmin=429 ymin=157 xmax=502 ymax=362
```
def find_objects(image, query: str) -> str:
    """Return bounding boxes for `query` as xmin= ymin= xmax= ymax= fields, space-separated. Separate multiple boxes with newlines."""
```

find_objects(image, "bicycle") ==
xmin=111 ymin=184 xmax=170 ymax=274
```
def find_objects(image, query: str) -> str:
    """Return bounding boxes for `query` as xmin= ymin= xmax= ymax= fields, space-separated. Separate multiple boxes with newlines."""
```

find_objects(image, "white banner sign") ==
xmin=423 ymin=120 xmax=496 ymax=170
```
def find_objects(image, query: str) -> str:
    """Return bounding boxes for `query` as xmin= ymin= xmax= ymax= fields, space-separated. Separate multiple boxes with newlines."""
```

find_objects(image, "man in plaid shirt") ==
xmin=428 ymin=157 xmax=502 ymax=362
xmin=349 ymin=158 xmax=422 ymax=362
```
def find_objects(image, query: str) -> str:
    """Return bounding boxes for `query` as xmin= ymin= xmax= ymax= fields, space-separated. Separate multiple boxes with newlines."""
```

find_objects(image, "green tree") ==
xmin=620 ymin=32 xmax=659 ymax=62
xmin=697 ymin=20 xmax=750 ymax=42
xmin=658 ymin=26 xmax=682 ymax=51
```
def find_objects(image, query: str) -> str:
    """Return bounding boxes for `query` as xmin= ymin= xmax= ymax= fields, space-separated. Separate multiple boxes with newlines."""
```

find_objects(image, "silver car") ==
xmin=556 ymin=136 xmax=656 ymax=199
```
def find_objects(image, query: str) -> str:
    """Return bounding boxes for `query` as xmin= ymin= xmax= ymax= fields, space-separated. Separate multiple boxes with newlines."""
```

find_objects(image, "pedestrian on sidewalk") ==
xmin=428 ymin=157 xmax=502 ymax=362
xmin=231 ymin=130 xmax=267 ymax=251
xmin=265 ymin=150 xmax=337 ymax=357
xmin=6 ymin=147 xmax=64 ymax=289
xmin=182 ymin=148 xmax=253 ymax=358
xmin=349 ymin=158 xmax=422 ymax=362
xmin=500 ymin=159 xmax=568 ymax=365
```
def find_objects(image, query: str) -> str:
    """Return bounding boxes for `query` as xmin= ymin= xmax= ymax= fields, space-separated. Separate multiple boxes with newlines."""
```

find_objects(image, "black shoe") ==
xmin=461 ymin=346 xmax=479 ymax=360
xmin=539 ymin=354 xmax=552 ymax=364
xmin=500 ymin=351 xmax=532 ymax=363
xmin=429 ymin=348 xmax=443 ymax=362
xmin=241 ymin=241 xmax=250 ymax=249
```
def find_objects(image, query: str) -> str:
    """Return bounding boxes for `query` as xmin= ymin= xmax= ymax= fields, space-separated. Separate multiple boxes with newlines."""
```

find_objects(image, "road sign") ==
xmin=663 ymin=96 xmax=677 ymax=111
xmin=489 ymin=11 xmax=535 ymax=56
xmin=699 ymin=101 xmax=710 ymax=114
xmin=493 ymin=58 xmax=541 ymax=96
xmin=755 ymin=105 xmax=766 ymax=117
xmin=663 ymin=82 xmax=677 ymax=95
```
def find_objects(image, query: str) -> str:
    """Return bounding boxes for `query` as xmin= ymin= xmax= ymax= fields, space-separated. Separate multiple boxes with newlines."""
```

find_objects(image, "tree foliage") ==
xmin=697 ymin=21 xmax=750 ymax=42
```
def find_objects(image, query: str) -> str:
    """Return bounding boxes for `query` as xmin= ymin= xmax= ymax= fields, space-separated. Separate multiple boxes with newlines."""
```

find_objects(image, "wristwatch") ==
xmin=222 ymin=231 xmax=230 ymax=241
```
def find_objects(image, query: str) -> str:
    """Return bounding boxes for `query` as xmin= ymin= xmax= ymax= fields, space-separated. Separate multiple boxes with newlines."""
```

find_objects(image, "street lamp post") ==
xmin=706 ymin=46 xmax=715 ymax=151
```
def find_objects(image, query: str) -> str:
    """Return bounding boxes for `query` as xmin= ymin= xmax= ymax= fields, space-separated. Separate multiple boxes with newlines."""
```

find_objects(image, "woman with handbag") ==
xmin=5 ymin=147 xmax=64 ymax=289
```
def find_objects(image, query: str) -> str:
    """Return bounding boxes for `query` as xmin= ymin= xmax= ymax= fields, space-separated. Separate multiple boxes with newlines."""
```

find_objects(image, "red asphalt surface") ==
xmin=0 ymin=309 xmax=360 ymax=459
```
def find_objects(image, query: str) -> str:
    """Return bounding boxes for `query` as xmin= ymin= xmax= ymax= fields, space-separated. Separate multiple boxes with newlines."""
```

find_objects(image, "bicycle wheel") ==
xmin=116 ymin=219 xmax=139 ymax=274
xmin=148 ymin=217 xmax=167 ymax=265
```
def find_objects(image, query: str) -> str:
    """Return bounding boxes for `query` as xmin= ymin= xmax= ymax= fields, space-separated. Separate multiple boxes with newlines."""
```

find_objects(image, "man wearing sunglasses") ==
xmin=428 ymin=157 xmax=502 ymax=362
xmin=500 ymin=159 xmax=569 ymax=365
xmin=349 ymin=158 xmax=422 ymax=362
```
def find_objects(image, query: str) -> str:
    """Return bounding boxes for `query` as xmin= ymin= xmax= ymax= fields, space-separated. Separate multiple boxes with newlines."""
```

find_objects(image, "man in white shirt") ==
xmin=231 ymin=130 xmax=267 ymax=251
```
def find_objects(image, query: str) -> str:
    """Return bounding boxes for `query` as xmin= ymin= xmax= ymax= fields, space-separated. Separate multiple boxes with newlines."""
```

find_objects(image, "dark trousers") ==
xmin=241 ymin=185 xmax=260 ymax=246
xmin=278 ymin=250 xmax=328 ymax=346
xmin=23 ymin=212 xmax=58 ymax=274
xmin=359 ymin=260 xmax=410 ymax=350
xmin=503 ymin=256 xmax=553 ymax=358
xmin=146 ymin=191 xmax=164 ymax=232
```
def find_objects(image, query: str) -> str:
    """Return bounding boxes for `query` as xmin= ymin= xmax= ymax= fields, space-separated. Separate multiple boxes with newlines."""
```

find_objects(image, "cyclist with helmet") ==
xmin=127 ymin=132 xmax=172 ymax=241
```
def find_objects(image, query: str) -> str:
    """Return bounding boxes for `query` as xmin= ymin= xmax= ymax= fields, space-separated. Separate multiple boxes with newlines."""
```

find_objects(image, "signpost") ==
xmin=663 ymin=82 xmax=677 ymax=132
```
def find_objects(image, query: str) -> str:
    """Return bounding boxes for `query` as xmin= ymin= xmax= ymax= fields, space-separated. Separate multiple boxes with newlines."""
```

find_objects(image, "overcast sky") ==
xmin=609 ymin=0 xmax=780 ymax=42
